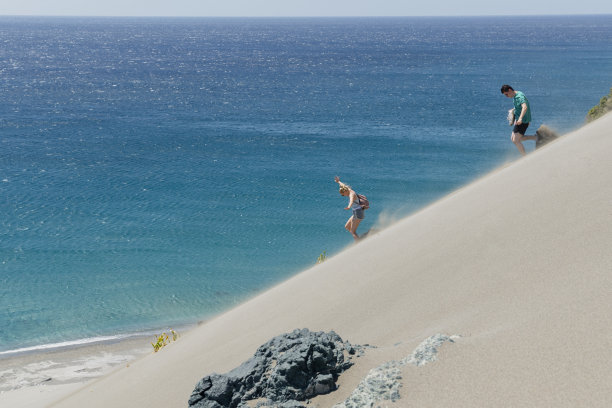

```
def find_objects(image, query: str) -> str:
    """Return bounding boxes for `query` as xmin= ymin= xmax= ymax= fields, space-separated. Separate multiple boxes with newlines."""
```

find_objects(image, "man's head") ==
xmin=501 ymin=84 xmax=516 ymax=97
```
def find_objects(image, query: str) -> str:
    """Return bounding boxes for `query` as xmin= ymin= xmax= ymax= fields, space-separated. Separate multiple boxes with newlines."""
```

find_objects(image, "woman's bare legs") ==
xmin=345 ymin=215 xmax=362 ymax=241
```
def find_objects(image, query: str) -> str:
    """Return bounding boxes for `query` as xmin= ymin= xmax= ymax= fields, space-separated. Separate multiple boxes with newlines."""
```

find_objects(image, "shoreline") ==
xmin=0 ymin=321 xmax=198 ymax=359
xmin=0 ymin=324 xmax=197 ymax=406
xmin=0 ymin=335 xmax=150 ymax=392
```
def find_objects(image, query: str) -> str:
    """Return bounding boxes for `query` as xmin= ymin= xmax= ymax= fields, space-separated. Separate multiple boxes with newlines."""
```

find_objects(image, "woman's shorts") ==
xmin=353 ymin=208 xmax=365 ymax=220
xmin=513 ymin=122 xmax=529 ymax=135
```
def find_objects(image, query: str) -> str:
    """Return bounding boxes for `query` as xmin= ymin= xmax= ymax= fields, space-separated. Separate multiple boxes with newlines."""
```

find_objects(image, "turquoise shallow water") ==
xmin=1 ymin=15 xmax=611 ymax=354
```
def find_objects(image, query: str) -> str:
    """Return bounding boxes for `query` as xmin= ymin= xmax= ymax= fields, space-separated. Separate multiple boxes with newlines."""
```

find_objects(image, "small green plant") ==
xmin=586 ymin=87 xmax=612 ymax=122
xmin=151 ymin=329 xmax=178 ymax=352
xmin=316 ymin=251 xmax=327 ymax=264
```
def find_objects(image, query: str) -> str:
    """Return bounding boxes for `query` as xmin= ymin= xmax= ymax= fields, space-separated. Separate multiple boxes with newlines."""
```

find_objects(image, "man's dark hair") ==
xmin=500 ymin=84 xmax=514 ymax=94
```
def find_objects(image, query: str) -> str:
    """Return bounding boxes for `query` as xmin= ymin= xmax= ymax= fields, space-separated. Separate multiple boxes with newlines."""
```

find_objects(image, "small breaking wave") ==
xmin=0 ymin=330 xmax=161 ymax=357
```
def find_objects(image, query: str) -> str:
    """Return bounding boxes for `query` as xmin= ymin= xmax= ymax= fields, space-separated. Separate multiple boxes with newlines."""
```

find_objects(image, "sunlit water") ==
xmin=1 ymin=15 xmax=611 ymax=353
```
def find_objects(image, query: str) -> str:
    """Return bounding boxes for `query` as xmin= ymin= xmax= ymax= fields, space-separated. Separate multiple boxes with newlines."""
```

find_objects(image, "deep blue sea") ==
xmin=1 ymin=15 xmax=611 ymax=354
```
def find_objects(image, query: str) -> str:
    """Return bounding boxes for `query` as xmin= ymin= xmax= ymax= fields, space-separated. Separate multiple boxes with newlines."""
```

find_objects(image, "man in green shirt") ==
xmin=501 ymin=84 xmax=538 ymax=156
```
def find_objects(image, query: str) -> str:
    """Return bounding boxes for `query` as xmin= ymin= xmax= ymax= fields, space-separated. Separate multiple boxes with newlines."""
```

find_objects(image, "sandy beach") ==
xmin=0 ymin=336 xmax=151 ymax=408
xmin=4 ymin=112 xmax=612 ymax=407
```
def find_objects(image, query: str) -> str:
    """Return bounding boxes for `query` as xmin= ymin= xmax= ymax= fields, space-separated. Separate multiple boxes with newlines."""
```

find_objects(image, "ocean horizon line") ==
xmin=1 ymin=14 xmax=610 ymax=20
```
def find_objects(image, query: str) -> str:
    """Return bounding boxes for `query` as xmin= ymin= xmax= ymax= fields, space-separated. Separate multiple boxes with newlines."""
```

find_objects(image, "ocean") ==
xmin=1 ymin=15 xmax=611 ymax=356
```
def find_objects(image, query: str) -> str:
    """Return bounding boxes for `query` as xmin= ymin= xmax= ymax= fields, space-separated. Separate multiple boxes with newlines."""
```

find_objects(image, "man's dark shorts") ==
xmin=513 ymin=122 xmax=529 ymax=135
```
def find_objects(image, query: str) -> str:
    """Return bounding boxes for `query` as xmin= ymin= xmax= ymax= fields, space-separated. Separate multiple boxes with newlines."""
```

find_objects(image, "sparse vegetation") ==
xmin=152 ymin=329 xmax=178 ymax=352
xmin=316 ymin=251 xmax=327 ymax=264
xmin=586 ymin=87 xmax=612 ymax=122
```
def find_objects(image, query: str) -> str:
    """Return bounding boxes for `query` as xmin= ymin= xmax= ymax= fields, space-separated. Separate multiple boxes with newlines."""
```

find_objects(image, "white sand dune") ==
xmin=46 ymin=113 xmax=612 ymax=407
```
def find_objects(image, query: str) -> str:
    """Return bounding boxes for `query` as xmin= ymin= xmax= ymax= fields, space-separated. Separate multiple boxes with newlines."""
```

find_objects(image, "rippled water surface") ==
xmin=1 ymin=15 xmax=611 ymax=353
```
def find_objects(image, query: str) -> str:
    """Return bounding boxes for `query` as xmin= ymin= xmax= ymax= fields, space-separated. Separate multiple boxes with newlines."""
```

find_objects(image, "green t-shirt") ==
xmin=513 ymin=91 xmax=532 ymax=123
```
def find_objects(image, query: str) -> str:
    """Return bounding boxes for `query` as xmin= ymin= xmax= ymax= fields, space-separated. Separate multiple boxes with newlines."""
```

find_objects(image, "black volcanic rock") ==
xmin=188 ymin=328 xmax=362 ymax=408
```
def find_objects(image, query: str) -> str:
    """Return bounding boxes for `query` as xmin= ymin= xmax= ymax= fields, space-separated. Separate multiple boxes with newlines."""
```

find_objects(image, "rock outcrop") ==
xmin=334 ymin=334 xmax=460 ymax=408
xmin=188 ymin=328 xmax=363 ymax=408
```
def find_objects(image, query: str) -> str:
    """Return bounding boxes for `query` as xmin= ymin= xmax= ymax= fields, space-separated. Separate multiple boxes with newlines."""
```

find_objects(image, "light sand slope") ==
xmin=52 ymin=113 xmax=612 ymax=408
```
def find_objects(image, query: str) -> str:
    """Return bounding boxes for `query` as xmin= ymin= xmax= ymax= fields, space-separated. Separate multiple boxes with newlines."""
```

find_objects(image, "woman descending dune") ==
xmin=334 ymin=176 xmax=368 ymax=241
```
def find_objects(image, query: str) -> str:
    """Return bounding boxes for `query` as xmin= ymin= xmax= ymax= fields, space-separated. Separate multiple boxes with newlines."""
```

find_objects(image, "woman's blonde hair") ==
xmin=338 ymin=182 xmax=351 ymax=194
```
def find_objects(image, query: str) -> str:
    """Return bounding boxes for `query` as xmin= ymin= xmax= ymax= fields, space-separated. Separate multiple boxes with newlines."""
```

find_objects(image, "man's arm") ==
xmin=517 ymin=102 xmax=528 ymax=125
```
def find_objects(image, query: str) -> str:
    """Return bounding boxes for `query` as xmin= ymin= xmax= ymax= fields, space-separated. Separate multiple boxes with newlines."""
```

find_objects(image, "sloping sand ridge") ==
xmin=50 ymin=113 xmax=612 ymax=407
